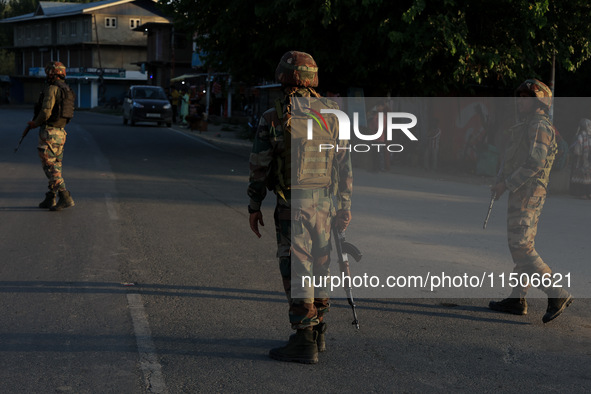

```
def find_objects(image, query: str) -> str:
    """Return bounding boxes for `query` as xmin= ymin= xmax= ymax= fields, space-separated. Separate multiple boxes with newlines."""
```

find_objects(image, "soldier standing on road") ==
xmin=489 ymin=79 xmax=573 ymax=323
xmin=26 ymin=61 xmax=76 ymax=211
xmin=247 ymin=51 xmax=353 ymax=364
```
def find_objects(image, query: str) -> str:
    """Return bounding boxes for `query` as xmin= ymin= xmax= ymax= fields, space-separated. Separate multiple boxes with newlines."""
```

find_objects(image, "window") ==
xmin=60 ymin=21 xmax=68 ymax=36
xmin=105 ymin=17 xmax=117 ymax=28
xmin=130 ymin=19 xmax=141 ymax=29
xmin=70 ymin=21 xmax=77 ymax=36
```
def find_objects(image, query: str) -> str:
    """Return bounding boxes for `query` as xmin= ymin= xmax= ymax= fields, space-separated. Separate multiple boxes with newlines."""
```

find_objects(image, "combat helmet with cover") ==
xmin=275 ymin=51 xmax=319 ymax=88
xmin=45 ymin=61 xmax=67 ymax=81
xmin=516 ymin=78 xmax=552 ymax=111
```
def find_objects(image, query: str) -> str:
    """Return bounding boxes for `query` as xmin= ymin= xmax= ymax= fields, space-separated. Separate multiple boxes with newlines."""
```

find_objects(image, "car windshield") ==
xmin=133 ymin=88 xmax=167 ymax=100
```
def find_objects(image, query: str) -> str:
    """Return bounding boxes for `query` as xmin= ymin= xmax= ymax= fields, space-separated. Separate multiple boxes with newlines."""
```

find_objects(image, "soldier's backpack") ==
xmin=274 ymin=95 xmax=340 ymax=192
xmin=35 ymin=79 xmax=76 ymax=127
xmin=53 ymin=79 xmax=76 ymax=122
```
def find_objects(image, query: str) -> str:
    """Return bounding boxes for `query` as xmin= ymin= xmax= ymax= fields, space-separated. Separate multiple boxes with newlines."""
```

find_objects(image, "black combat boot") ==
xmin=39 ymin=191 xmax=56 ymax=209
xmin=50 ymin=190 xmax=75 ymax=211
xmin=489 ymin=288 xmax=528 ymax=315
xmin=314 ymin=322 xmax=327 ymax=352
xmin=541 ymin=287 xmax=573 ymax=323
xmin=289 ymin=322 xmax=327 ymax=352
xmin=269 ymin=329 xmax=318 ymax=364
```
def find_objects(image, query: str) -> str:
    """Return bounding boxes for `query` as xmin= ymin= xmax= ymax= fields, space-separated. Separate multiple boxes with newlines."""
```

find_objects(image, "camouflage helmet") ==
xmin=45 ymin=61 xmax=66 ymax=79
xmin=516 ymin=78 xmax=552 ymax=110
xmin=275 ymin=51 xmax=318 ymax=88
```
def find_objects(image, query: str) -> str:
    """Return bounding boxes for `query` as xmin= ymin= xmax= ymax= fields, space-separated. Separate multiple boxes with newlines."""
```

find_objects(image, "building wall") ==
xmin=92 ymin=3 xmax=169 ymax=46
xmin=147 ymin=28 xmax=171 ymax=62
xmin=12 ymin=4 xmax=169 ymax=48
xmin=56 ymin=16 xmax=93 ymax=45
xmin=93 ymin=46 xmax=145 ymax=70
xmin=14 ymin=21 xmax=52 ymax=47
xmin=5 ymin=0 xmax=170 ymax=107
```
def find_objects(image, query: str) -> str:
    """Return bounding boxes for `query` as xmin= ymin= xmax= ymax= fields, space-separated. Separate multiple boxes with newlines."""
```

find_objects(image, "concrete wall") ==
xmin=93 ymin=46 xmax=145 ymax=71
xmin=92 ymin=3 xmax=169 ymax=46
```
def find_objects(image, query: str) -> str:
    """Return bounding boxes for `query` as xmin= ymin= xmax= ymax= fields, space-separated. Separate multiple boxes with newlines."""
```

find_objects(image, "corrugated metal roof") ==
xmin=1 ymin=0 xmax=148 ymax=23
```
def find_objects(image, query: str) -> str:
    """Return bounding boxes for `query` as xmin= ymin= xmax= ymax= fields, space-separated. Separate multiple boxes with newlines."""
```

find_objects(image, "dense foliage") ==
xmin=160 ymin=0 xmax=591 ymax=95
xmin=3 ymin=0 xmax=591 ymax=94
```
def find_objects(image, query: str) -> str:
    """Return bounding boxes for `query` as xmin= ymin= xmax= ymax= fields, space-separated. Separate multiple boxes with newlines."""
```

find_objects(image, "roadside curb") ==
xmin=170 ymin=124 xmax=253 ymax=159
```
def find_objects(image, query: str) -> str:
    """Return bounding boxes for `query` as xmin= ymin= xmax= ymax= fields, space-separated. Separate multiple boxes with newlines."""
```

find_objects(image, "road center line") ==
xmin=104 ymin=193 xmax=118 ymax=220
xmin=127 ymin=292 xmax=168 ymax=394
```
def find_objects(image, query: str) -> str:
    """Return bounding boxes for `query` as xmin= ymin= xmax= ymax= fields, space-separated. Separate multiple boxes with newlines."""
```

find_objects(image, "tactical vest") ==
xmin=35 ymin=79 xmax=76 ymax=128
xmin=274 ymin=95 xmax=340 ymax=193
xmin=504 ymin=114 xmax=557 ymax=188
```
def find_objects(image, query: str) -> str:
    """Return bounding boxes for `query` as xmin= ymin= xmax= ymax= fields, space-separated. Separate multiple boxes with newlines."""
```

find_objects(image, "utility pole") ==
xmin=549 ymin=52 xmax=556 ymax=122
xmin=93 ymin=14 xmax=104 ymax=105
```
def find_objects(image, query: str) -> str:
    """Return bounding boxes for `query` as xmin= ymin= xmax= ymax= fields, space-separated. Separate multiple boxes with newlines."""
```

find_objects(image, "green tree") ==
xmin=158 ymin=0 xmax=591 ymax=95
xmin=391 ymin=0 xmax=591 ymax=94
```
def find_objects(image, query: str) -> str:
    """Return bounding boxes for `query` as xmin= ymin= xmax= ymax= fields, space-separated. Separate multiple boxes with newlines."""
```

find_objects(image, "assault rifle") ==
xmin=482 ymin=191 xmax=496 ymax=229
xmin=332 ymin=227 xmax=363 ymax=329
xmin=14 ymin=126 xmax=32 ymax=153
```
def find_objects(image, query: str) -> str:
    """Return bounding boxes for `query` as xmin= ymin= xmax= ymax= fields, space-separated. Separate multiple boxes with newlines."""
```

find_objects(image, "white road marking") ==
xmin=127 ymin=293 xmax=168 ymax=394
xmin=104 ymin=193 xmax=118 ymax=220
xmin=105 ymin=194 xmax=165 ymax=391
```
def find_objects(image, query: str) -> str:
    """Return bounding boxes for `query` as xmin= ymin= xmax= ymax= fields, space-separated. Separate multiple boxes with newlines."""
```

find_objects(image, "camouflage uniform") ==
xmin=248 ymin=88 xmax=353 ymax=329
xmin=490 ymin=79 xmax=572 ymax=323
xmin=29 ymin=61 xmax=75 ymax=211
xmin=248 ymin=51 xmax=353 ymax=363
xmin=35 ymin=83 xmax=68 ymax=193
xmin=501 ymin=112 xmax=556 ymax=279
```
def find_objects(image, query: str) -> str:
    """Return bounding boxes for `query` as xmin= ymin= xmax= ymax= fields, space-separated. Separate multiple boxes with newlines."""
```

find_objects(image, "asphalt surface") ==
xmin=0 ymin=107 xmax=590 ymax=393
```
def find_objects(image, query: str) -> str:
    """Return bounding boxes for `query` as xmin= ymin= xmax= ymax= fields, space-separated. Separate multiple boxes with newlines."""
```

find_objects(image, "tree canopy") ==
xmin=3 ymin=0 xmax=591 ymax=94
xmin=160 ymin=0 xmax=591 ymax=95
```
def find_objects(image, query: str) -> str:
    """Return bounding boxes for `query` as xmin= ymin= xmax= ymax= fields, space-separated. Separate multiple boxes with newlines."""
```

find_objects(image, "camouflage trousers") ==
xmin=507 ymin=181 xmax=552 ymax=292
xmin=38 ymin=127 xmax=67 ymax=192
xmin=274 ymin=189 xmax=335 ymax=329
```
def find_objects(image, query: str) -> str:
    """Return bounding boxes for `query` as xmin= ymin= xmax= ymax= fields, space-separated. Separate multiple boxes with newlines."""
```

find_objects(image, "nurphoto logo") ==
xmin=305 ymin=107 xmax=418 ymax=153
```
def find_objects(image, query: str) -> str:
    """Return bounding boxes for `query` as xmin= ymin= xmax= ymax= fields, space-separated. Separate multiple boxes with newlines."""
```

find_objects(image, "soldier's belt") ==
xmin=285 ymin=188 xmax=330 ymax=199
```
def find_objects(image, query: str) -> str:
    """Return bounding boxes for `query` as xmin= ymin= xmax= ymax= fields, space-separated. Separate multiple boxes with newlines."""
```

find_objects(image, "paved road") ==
xmin=1 ymin=108 xmax=589 ymax=393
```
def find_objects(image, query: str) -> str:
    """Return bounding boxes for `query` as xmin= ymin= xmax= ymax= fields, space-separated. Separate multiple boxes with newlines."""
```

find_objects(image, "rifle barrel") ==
xmin=483 ymin=192 xmax=495 ymax=229
xmin=333 ymin=226 xmax=360 ymax=329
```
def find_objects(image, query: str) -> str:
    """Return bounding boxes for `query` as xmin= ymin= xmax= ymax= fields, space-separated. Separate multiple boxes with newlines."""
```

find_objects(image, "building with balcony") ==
xmin=1 ymin=0 xmax=171 ymax=108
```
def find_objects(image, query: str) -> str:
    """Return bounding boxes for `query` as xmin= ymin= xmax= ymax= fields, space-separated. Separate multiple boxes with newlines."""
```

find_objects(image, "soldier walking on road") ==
xmin=489 ymin=79 xmax=573 ymax=323
xmin=26 ymin=61 xmax=76 ymax=211
xmin=247 ymin=51 xmax=353 ymax=364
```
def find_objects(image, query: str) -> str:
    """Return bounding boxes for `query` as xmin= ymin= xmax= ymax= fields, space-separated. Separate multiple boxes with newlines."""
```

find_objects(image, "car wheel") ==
xmin=130 ymin=118 xmax=136 ymax=126
xmin=123 ymin=116 xmax=128 ymax=125
xmin=166 ymin=122 xmax=172 ymax=127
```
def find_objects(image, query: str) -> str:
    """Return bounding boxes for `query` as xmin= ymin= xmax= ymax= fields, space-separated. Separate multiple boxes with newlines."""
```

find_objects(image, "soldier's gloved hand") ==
xmin=249 ymin=211 xmax=264 ymax=238
xmin=27 ymin=121 xmax=36 ymax=129
xmin=335 ymin=210 xmax=352 ymax=232
xmin=491 ymin=182 xmax=507 ymax=201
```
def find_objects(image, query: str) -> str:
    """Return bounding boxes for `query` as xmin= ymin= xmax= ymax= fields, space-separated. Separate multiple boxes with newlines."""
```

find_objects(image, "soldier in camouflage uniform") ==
xmin=248 ymin=51 xmax=353 ymax=364
xmin=489 ymin=79 xmax=573 ymax=323
xmin=26 ymin=61 xmax=75 ymax=211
